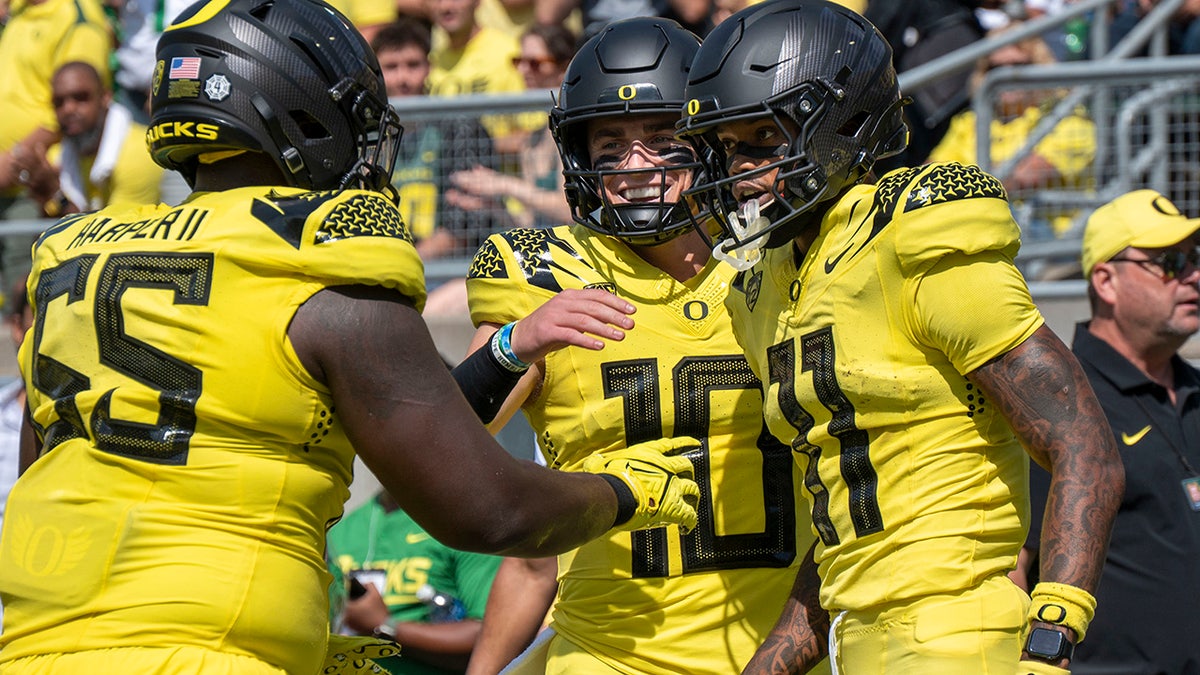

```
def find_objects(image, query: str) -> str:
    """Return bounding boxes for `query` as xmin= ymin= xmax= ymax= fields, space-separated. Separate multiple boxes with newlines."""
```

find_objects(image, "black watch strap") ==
xmin=1025 ymin=626 xmax=1075 ymax=662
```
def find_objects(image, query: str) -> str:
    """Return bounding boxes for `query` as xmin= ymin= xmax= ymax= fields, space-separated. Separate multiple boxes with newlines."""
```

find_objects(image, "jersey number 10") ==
xmin=602 ymin=355 xmax=798 ymax=578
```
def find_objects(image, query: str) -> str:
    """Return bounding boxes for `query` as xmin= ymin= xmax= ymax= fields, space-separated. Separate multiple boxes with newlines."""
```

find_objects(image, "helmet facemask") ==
xmin=559 ymin=115 xmax=704 ymax=246
xmin=677 ymin=0 xmax=910 ymax=268
xmin=684 ymin=81 xmax=908 ymax=269
xmin=334 ymin=79 xmax=404 ymax=194
xmin=684 ymin=85 xmax=841 ymax=268
xmin=549 ymin=17 xmax=704 ymax=247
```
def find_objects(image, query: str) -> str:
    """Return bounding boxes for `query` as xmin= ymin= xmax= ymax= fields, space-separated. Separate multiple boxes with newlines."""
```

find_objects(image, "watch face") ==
xmin=1027 ymin=627 xmax=1071 ymax=660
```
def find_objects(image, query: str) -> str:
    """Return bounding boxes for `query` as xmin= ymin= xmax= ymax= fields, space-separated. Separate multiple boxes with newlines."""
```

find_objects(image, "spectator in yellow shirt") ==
xmin=426 ymin=0 xmax=530 ymax=149
xmin=927 ymin=25 xmax=1096 ymax=240
xmin=0 ymin=0 xmax=111 ymax=218
xmin=12 ymin=62 xmax=163 ymax=217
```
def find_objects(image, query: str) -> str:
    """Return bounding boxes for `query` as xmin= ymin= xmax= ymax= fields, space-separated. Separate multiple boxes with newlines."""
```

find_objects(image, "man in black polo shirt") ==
xmin=1020 ymin=189 xmax=1200 ymax=674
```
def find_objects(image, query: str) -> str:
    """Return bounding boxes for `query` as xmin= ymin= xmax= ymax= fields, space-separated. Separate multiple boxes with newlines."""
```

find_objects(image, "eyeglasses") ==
xmin=1109 ymin=247 xmax=1200 ymax=280
xmin=512 ymin=56 xmax=558 ymax=70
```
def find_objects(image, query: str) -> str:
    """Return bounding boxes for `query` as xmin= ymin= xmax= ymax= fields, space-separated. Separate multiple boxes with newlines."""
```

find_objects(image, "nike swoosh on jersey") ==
xmin=1122 ymin=425 xmax=1152 ymax=445
xmin=823 ymin=200 xmax=873 ymax=274
xmin=406 ymin=533 xmax=430 ymax=544
xmin=824 ymin=242 xmax=855 ymax=274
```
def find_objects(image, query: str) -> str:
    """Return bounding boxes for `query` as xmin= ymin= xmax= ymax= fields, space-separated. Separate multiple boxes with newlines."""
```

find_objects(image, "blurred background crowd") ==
xmin=5 ymin=0 xmax=1200 ymax=294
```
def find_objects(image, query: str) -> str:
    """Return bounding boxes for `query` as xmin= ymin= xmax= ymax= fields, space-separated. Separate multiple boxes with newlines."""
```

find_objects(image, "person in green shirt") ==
xmin=329 ymin=489 xmax=502 ymax=674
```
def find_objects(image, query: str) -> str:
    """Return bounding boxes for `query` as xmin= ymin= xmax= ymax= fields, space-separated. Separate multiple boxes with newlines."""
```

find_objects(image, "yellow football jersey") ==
xmin=0 ymin=187 xmax=424 ymax=674
xmin=468 ymin=225 xmax=814 ymax=675
xmin=726 ymin=163 xmax=1043 ymax=614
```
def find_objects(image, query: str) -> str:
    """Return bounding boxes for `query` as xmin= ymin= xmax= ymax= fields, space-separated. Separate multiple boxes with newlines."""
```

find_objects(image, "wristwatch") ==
xmin=1025 ymin=627 xmax=1074 ymax=662
xmin=372 ymin=621 xmax=397 ymax=641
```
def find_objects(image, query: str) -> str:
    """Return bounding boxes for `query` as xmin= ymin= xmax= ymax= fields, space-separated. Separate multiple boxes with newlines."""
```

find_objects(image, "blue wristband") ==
xmin=490 ymin=322 xmax=531 ymax=372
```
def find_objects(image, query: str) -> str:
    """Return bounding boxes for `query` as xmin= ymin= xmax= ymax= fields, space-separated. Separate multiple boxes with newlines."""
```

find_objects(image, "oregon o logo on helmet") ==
xmin=687 ymin=99 xmax=700 ymax=116
xmin=618 ymin=85 xmax=637 ymax=101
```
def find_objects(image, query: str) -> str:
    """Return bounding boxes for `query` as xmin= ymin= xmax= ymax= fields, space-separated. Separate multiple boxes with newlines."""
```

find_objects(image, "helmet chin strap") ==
xmin=712 ymin=198 xmax=771 ymax=270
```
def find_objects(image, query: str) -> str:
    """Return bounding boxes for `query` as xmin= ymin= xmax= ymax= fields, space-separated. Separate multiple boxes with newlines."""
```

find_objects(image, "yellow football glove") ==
xmin=1018 ymin=660 xmax=1070 ymax=675
xmin=581 ymin=437 xmax=702 ymax=534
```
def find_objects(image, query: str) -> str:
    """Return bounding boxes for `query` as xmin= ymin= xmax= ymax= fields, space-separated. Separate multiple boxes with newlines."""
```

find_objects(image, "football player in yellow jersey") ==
xmin=452 ymin=17 xmax=826 ymax=675
xmin=677 ymin=1 xmax=1124 ymax=674
xmin=0 ymin=2 xmax=704 ymax=674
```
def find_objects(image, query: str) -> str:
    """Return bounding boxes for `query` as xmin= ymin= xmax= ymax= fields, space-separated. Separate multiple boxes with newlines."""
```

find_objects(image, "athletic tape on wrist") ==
xmin=490 ymin=322 xmax=531 ymax=373
xmin=1028 ymin=582 xmax=1097 ymax=642
xmin=597 ymin=473 xmax=637 ymax=528
xmin=450 ymin=341 xmax=524 ymax=424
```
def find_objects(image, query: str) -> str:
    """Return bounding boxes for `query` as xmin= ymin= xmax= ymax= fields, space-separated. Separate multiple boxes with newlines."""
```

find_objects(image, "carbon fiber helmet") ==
xmin=149 ymin=0 xmax=402 ymax=192
xmin=678 ymin=0 xmax=908 ymax=257
xmin=551 ymin=17 xmax=703 ymax=245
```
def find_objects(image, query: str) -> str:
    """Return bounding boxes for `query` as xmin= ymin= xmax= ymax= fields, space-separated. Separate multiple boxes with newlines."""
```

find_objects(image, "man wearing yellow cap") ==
xmin=1018 ymin=189 xmax=1200 ymax=673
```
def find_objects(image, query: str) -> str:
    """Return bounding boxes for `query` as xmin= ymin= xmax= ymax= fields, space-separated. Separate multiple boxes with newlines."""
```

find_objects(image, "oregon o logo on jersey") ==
xmin=682 ymin=300 xmax=709 ymax=321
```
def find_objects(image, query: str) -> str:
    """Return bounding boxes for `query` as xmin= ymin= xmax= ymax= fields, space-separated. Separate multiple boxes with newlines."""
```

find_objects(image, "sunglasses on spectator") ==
xmin=512 ymin=55 xmax=558 ymax=69
xmin=1109 ymin=247 xmax=1200 ymax=280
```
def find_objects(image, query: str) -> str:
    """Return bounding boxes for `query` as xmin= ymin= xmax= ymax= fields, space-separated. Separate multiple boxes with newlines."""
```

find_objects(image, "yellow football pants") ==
xmin=829 ymin=574 xmax=1029 ymax=675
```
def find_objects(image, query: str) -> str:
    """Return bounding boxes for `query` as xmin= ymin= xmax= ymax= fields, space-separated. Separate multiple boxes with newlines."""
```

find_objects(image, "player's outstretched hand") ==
xmin=581 ymin=437 xmax=701 ymax=534
xmin=508 ymin=288 xmax=635 ymax=365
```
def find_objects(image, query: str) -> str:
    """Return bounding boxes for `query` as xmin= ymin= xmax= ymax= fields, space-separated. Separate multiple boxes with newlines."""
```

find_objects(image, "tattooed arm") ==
xmin=742 ymin=540 xmax=828 ymax=675
xmin=970 ymin=324 xmax=1123 ymax=655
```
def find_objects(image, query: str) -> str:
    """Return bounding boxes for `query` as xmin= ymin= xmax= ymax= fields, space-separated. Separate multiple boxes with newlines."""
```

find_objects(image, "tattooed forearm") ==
xmin=743 ymin=542 xmax=829 ymax=675
xmin=969 ymin=325 xmax=1123 ymax=591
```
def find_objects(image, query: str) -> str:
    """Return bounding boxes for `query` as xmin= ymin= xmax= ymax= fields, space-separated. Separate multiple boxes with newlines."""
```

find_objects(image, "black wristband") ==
xmin=450 ymin=343 xmax=524 ymax=424
xmin=597 ymin=473 xmax=637 ymax=528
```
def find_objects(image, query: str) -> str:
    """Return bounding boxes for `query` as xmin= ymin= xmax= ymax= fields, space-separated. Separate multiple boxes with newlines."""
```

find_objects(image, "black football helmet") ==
xmin=551 ymin=17 xmax=703 ymax=245
xmin=678 ymin=0 xmax=908 ymax=260
xmin=149 ymin=0 xmax=402 ymax=192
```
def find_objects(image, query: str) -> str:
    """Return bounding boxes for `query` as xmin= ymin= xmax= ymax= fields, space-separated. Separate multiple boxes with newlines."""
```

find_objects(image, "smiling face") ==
xmin=585 ymin=113 xmax=696 ymax=209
